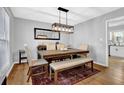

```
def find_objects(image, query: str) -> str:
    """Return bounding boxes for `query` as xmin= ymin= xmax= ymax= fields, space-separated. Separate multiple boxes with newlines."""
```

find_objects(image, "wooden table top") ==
xmin=38 ymin=49 xmax=89 ymax=57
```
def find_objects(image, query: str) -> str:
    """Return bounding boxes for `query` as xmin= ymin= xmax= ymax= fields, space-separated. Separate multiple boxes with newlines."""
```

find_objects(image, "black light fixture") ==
xmin=52 ymin=7 xmax=74 ymax=33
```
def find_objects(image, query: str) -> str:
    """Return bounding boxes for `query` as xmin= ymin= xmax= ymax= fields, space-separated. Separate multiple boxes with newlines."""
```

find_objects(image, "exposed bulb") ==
xmin=54 ymin=27 xmax=57 ymax=30
xmin=66 ymin=28 xmax=69 ymax=31
xmin=68 ymin=28 xmax=71 ymax=32
xmin=62 ymin=28 xmax=64 ymax=31
xmin=58 ymin=27 xmax=61 ymax=31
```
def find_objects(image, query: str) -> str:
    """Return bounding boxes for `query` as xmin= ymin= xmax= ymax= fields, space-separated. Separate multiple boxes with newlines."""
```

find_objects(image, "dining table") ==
xmin=38 ymin=48 xmax=89 ymax=63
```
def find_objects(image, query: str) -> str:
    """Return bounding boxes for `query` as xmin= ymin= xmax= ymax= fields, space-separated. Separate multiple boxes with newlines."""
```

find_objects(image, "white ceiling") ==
xmin=10 ymin=7 xmax=120 ymax=25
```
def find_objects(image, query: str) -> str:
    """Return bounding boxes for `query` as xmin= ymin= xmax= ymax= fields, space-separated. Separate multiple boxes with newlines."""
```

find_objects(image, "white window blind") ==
xmin=0 ymin=8 xmax=10 ymax=84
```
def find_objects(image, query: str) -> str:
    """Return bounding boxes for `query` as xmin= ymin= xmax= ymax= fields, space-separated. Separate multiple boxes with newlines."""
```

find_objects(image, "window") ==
xmin=0 ymin=8 xmax=10 ymax=84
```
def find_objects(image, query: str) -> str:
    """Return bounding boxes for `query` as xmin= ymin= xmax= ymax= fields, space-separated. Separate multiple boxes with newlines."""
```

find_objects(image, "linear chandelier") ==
xmin=52 ymin=7 xmax=74 ymax=33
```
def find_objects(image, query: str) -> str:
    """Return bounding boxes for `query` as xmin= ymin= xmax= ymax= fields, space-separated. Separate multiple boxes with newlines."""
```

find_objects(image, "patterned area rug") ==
xmin=32 ymin=66 xmax=100 ymax=85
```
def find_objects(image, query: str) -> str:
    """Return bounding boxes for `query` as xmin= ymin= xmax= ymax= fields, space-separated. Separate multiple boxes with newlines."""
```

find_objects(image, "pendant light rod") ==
xmin=66 ymin=12 xmax=68 ymax=25
xmin=58 ymin=7 xmax=69 ymax=25
xmin=59 ymin=10 xmax=61 ymax=24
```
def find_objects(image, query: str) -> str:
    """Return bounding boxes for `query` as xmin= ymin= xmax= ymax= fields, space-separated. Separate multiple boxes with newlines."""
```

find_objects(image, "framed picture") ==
xmin=34 ymin=28 xmax=60 ymax=40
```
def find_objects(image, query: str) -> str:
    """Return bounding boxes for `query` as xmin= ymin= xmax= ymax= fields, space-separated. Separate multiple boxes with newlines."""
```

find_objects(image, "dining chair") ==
xmin=57 ymin=43 xmax=66 ymax=50
xmin=79 ymin=44 xmax=88 ymax=50
xmin=56 ymin=43 xmax=71 ymax=61
xmin=46 ymin=43 xmax=56 ymax=50
xmin=24 ymin=44 xmax=48 ymax=82
xmin=78 ymin=44 xmax=89 ymax=58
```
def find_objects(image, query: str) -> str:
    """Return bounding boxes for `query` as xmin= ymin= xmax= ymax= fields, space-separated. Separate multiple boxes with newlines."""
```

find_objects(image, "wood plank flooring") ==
xmin=7 ymin=56 xmax=124 ymax=85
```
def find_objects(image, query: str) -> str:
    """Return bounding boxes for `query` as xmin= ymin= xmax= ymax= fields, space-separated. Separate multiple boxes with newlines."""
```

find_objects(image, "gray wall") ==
xmin=71 ymin=8 xmax=124 ymax=66
xmin=13 ymin=18 xmax=70 ymax=62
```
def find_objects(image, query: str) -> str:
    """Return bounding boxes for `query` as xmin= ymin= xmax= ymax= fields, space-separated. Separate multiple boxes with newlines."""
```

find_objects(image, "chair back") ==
xmin=46 ymin=43 xmax=56 ymax=50
xmin=79 ymin=44 xmax=88 ymax=51
xmin=24 ymin=44 xmax=32 ymax=65
xmin=57 ymin=43 xmax=65 ymax=50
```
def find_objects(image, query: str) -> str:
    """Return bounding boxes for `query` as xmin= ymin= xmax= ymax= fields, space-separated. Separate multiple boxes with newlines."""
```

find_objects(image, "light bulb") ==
xmin=55 ymin=27 xmax=57 ymax=30
xmin=68 ymin=28 xmax=71 ymax=32
xmin=62 ymin=28 xmax=64 ymax=31
xmin=58 ymin=27 xmax=61 ymax=31
xmin=66 ymin=28 xmax=68 ymax=31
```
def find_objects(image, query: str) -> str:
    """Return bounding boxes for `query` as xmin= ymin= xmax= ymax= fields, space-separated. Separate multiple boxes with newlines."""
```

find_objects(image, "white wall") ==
xmin=13 ymin=18 xmax=70 ymax=62
xmin=71 ymin=8 xmax=124 ymax=66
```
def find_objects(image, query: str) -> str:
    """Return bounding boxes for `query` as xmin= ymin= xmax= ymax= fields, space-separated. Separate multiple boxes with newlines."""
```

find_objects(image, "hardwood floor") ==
xmin=7 ymin=56 xmax=124 ymax=85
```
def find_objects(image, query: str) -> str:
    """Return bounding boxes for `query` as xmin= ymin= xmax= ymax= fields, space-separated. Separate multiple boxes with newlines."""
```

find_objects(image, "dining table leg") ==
xmin=54 ymin=71 xmax=58 ymax=84
xmin=49 ymin=66 xmax=52 ymax=80
xmin=91 ymin=61 xmax=93 ymax=72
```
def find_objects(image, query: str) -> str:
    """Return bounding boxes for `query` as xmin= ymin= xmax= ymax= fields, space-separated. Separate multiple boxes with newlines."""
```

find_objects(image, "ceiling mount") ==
xmin=58 ymin=7 xmax=69 ymax=12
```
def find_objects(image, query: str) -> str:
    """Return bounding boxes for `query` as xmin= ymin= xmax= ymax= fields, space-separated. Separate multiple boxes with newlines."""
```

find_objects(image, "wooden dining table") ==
xmin=38 ymin=48 xmax=89 ymax=63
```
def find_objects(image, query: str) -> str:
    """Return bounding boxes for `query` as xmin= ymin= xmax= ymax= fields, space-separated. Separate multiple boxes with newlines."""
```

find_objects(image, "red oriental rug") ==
xmin=31 ymin=66 xmax=100 ymax=85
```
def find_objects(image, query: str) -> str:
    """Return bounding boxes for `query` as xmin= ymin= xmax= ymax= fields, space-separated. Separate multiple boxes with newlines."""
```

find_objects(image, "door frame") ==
xmin=105 ymin=16 xmax=124 ymax=67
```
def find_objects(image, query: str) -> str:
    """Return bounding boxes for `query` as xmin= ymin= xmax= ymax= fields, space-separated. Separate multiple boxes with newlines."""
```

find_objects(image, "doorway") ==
xmin=106 ymin=16 xmax=124 ymax=67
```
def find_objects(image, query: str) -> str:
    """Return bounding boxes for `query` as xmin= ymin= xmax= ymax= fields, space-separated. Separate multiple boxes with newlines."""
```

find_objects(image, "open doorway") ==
xmin=106 ymin=16 xmax=124 ymax=67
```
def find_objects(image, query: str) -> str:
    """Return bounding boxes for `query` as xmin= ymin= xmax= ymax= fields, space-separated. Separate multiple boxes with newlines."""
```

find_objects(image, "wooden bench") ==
xmin=49 ymin=57 xmax=93 ymax=83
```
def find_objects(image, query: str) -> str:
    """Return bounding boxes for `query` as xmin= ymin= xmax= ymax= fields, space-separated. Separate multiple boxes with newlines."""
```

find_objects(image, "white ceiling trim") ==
xmin=10 ymin=7 xmax=120 ymax=25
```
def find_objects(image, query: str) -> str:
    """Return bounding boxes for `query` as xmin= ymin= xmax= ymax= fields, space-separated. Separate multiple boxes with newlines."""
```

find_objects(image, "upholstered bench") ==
xmin=49 ymin=57 xmax=93 ymax=83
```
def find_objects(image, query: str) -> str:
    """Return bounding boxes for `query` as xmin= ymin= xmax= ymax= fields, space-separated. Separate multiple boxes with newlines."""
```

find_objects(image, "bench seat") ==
xmin=50 ymin=58 xmax=93 ymax=71
xmin=49 ymin=57 xmax=94 ymax=83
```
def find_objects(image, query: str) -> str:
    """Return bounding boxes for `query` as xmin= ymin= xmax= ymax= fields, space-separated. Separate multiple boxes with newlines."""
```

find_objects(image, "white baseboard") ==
xmin=6 ymin=63 xmax=14 ymax=77
xmin=93 ymin=61 xmax=108 ymax=67
xmin=14 ymin=61 xmax=19 ymax=64
xmin=14 ymin=59 xmax=27 ymax=64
